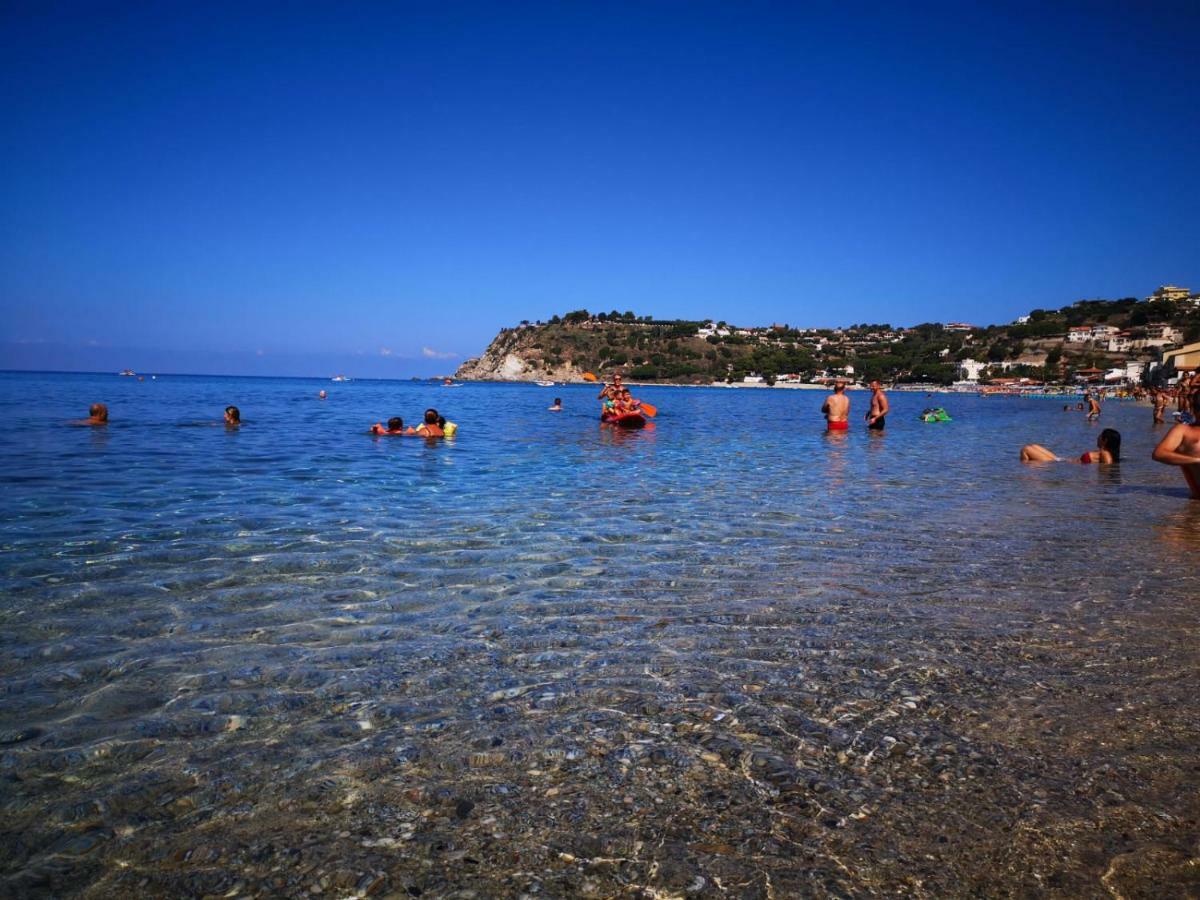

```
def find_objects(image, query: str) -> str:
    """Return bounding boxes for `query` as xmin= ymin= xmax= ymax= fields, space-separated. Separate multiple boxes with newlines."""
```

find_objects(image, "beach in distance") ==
xmin=1 ymin=371 xmax=1198 ymax=898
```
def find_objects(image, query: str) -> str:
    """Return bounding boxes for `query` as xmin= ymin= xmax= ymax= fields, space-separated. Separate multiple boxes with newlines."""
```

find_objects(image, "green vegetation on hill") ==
xmin=463 ymin=297 xmax=1200 ymax=385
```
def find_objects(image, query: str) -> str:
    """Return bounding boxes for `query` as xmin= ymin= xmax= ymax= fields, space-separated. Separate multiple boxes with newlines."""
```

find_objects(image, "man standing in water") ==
xmin=822 ymin=380 xmax=850 ymax=431
xmin=866 ymin=380 xmax=889 ymax=430
xmin=1086 ymin=391 xmax=1101 ymax=420
xmin=1152 ymin=393 xmax=1200 ymax=498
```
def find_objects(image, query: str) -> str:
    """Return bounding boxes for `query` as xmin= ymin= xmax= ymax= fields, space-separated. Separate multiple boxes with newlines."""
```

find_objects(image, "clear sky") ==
xmin=2 ymin=1 xmax=1198 ymax=377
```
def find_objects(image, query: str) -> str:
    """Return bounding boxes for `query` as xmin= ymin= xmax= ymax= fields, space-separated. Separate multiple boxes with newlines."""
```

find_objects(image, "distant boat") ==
xmin=536 ymin=380 xmax=555 ymax=387
xmin=119 ymin=369 xmax=136 ymax=376
xmin=331 ymin=374 xmax=352 ymax=382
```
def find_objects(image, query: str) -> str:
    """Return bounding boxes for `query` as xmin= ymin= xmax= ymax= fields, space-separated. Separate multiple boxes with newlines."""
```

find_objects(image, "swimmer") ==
xmin=370 ymin=416 xmax=411 ymax=435
xmin=73 ymin=403 xmax=109 ymax=426
xmin=822 ymin=381 xmax=849 ymax=431
xmin=319 ymin=390 xmax=327 ymax=400
xmin=549 ymin=397 xmax=562 ymax=411
xmin=1020 ymin=428 xmax=1121 ymax=464
xmin=1152 ymin=395 xmax=1200 ymax=498
xmin=224 ymin=406 xmax=241 ymax=426
xmin=1086 ymin=392 xmax=1101 ymax=420
xmin=415 ymin=408 xmax=444 ymax=437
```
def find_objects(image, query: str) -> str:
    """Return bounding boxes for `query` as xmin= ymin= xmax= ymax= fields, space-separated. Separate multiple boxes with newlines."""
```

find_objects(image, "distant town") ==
xmin=455 ymin=285 xmax=1200 ymax=391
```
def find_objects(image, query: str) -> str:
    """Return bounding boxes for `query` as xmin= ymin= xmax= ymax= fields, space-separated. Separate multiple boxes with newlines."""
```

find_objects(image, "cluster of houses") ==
xmin=1065 ymin=323 xmax=1183 ymax=350
xmin=952 ymin=284 xmax=1197 ymax=389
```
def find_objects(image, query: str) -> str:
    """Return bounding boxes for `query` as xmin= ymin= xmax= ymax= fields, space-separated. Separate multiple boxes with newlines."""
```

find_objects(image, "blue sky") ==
xmin=2 ymin=1 xmax=1198 ymax=377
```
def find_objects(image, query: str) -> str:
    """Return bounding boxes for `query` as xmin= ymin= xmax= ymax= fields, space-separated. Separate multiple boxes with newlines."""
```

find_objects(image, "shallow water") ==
xmin=1 ymin=372 xmax=1197 ymax=898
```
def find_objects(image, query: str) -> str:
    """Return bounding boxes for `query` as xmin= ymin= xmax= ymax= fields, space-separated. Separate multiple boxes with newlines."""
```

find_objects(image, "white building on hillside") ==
xmin=1142 ymin=325 xmax=1183 ymax=348
xmin=957 ymin=358 xmax=988 ymax=382
xmin=1067 ymin=326 xmax=1092 ymax=343
xmin=1108 ymin=332 xmax=1134 ymax=353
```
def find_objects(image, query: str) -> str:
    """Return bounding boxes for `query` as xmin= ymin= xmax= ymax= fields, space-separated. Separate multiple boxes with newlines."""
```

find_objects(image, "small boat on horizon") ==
xmin=536 ymin=380 xmax=556 ymax=387
xmin=119 ymin=369 xmax=136 ymax=376
xmin=331 ymin=374 xmax=352 ymax=382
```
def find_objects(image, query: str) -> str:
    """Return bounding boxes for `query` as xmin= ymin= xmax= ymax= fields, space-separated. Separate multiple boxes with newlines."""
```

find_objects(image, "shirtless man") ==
xmin=1086 ymin=391 xmax=1101 ymax=421
xmin=1152 ymin=394 xmax=1200 ymax=498
xmin=866 ymin=380 xmax=889 ymax=430
xmin=822 ymin=381 xmax=850 ymax=431
xmin=598 ymin=373 xmax=623 ymax=403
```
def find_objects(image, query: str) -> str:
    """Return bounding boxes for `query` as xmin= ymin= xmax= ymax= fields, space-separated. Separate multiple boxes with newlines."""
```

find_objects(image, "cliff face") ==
xmin=454 ymin=327 xmax=589 ymax=382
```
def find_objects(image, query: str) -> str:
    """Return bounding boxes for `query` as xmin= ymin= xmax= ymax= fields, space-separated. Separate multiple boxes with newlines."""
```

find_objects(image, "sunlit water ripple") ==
xmin=1 ymin=372 xmax=1197 ymax=898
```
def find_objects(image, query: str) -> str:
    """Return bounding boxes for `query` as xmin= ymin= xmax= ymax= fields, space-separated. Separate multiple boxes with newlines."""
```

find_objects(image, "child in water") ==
xmin=370 ymin=417 xmax=410 ymax=435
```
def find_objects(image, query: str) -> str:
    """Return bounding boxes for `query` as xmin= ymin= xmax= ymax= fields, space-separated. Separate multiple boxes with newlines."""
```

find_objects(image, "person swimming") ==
xmin=370 ymin=416 xmax=410 ymax=435
xmin=224 ymin=406 xmax=241 ymax=426
xmin=1020 ymin=428 xmax=1120 ymax=464
xmin=549 ymin=397 xmax=562 ymax=411
xmin=73 ymin=403 xmax=108 ymax=426
xmin=415 ymin=408 xmax=444 ymax=437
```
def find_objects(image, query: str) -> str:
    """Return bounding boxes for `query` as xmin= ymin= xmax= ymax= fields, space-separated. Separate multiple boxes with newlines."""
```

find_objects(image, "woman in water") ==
xmin=1020 ymin=428 xmax=1120 ymax=464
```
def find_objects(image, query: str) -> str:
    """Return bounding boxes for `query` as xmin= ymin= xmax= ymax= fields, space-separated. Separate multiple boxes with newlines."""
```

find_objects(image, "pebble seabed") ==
xmin=4 ymin=570 xmax=1199 ymax=899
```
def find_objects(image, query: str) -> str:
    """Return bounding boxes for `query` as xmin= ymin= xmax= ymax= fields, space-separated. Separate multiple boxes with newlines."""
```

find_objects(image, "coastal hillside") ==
xmin=456 ymin=290 xmax=1200 ymax=385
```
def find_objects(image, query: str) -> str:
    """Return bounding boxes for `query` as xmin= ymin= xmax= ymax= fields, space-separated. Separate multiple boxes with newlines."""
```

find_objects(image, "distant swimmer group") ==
xmin=370 ymin=408 xmax=456 ymax=438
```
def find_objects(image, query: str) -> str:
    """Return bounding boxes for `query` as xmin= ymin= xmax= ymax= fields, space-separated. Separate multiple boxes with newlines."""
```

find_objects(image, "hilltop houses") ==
xmin=1146 ymin=284 xmax=1194 ymax=304
xmin=1067 ymin=324 xmax=1119 ymax=343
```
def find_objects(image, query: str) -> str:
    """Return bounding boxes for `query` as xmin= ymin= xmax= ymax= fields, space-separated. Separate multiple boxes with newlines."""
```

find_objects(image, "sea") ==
xmin=1 ymin=371 xmax=1197 ymax=897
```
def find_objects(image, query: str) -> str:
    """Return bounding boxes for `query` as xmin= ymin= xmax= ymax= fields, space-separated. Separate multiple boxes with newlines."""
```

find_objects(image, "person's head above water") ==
xmin=224 ymin=406 xmax=240 ymax=424
xmin=424 ymin=408 xmax=439 ymax=425
xmin=89 ymin=403 xmax=108 ymax=422
xmin=318 ymin=390 xmax=327 ymax=400
xmin=387 ymin=417 xmax=404 ymax=432
xmin=1098 ymin=428 xmax=1121 ymax=461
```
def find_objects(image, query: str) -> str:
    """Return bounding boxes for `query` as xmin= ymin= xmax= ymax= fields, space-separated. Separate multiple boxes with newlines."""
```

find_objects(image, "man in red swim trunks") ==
xmin=822 ymin=380 xmax=850 ymax=431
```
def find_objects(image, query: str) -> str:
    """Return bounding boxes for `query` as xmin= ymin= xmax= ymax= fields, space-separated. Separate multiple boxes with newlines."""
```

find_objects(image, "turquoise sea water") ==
xmin=1 ymin=371 xmax=1198 ymax=897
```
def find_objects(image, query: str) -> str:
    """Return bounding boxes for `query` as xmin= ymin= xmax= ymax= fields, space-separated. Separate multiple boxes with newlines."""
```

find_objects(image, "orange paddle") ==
xmin=637 ymin=401 xmax=657 ymax=417
xmin=582 ymin=372 xmax=598 ymax=382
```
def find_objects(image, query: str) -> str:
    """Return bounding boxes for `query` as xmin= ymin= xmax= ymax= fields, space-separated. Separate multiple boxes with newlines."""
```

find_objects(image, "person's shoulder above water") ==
xmin=71 ymin=402 xmax=108 ymax=426
xmin=371 ymin=416 xmax=414 ymax=436
xmin=415 ymin=408 xmax=444 ymax=437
